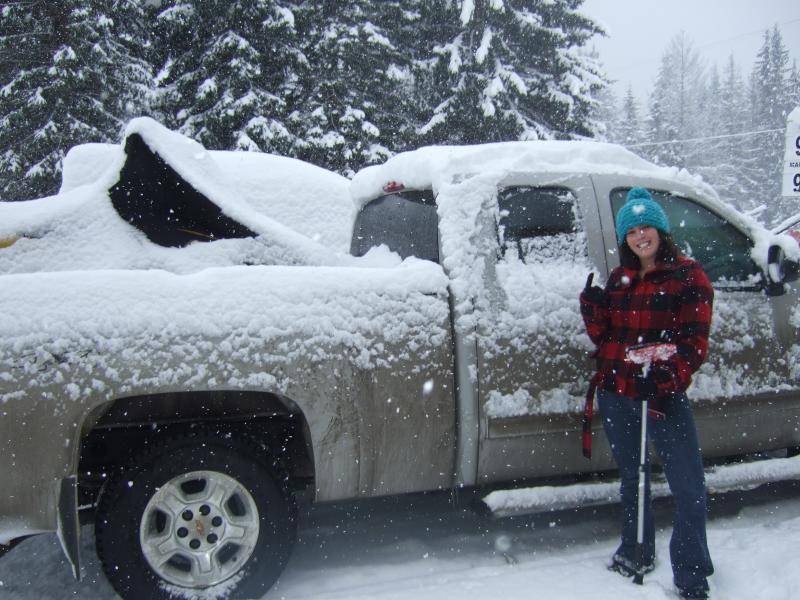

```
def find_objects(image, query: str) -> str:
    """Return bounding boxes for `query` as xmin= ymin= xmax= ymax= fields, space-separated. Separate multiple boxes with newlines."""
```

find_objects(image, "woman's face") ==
xmin=625 ymin=225 xmax=660 ymax=265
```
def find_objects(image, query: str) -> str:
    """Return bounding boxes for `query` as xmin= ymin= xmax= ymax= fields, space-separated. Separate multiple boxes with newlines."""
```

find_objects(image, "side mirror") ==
xmin=766 ymin=244 xmax=800 ymax=296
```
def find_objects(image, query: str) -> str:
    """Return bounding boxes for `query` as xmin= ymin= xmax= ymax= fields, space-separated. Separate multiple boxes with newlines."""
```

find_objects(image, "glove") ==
xmin=634 ymin=374 xmax=659 ymax=400
xmin=582 ymin=273 xmax=606 ymax=306
xmin=634 ymin=364 xmax=673 ymax=400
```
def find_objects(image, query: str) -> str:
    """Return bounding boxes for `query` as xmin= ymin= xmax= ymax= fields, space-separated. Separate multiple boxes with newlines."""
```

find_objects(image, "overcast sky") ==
xmin=580 ymin=0 xmax=800 ymax=102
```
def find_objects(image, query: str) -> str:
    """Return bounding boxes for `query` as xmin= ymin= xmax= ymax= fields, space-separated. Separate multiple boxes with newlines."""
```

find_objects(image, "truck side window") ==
xmin=610 ymin=188 xmax=760 ymax=287
xmin=497 ymin=186 xmax=588 ymax=266
xmin=350 ymin=190 xmax=439 ymax=263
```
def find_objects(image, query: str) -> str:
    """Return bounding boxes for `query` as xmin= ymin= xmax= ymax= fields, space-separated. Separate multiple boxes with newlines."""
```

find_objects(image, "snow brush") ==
xmin=625 ymin=342 xmax=677 ymax=585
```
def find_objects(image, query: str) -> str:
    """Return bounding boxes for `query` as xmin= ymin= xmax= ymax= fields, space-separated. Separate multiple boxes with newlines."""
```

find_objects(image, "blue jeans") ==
xmin=598 ymin=390 xmax=714 ymax=590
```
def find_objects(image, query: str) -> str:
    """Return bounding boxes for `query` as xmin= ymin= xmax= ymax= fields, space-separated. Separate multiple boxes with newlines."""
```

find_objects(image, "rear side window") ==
xmin=497 ymin=186 xmax=588 ymax=266
xmin=350 ymin=190 xmax=439 ymax=263
xmin=610 ymin=188 xmax=760 ymax=286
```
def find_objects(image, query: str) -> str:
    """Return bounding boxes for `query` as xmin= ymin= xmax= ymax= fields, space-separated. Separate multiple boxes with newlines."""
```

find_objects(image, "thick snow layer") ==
xmin=0 ymin=186 xmax=336 ymax=274
xmin=60 ymin=137 xmax=356 ymax=252
xmin=59 ymin=142 xmax=119 ymax=192
xmin=0 ymin=259 xmax=448 ymax=408
xmin=350 ymin=140 xmax=717 ymax=210
xmin=2 ymin=118 xmax=357 ymax=274
xmin=209 ymin=150 xmax=354 ymax=250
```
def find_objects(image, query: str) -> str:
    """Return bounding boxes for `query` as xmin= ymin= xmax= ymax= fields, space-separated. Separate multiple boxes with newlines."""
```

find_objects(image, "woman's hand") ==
xmin=634 ymin=364 xmax=675 ymax=400
xmin=582 ymin=273 xmax=606 ymax=306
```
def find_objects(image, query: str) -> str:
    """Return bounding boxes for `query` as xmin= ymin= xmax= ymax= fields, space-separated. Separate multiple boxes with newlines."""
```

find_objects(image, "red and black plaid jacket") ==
xmin=580 ymin=255 xmax=714 ymax=418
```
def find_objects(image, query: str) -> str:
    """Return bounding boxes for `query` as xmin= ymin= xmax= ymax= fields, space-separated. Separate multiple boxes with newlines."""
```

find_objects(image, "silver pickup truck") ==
xmin=1 ymin=121 xmax=799 ymax=599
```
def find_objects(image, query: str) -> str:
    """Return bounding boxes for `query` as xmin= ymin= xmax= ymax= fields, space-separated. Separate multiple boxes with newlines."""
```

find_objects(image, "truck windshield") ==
xmin=350 ymin=190 xmax=439 ymax=263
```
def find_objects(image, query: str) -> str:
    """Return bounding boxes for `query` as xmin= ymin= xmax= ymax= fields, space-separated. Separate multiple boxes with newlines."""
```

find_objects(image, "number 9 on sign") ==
xmin=795 ymin=173 xmax=800 ymax=193
xmin=796 ymin=136 xmax=800 ymax=155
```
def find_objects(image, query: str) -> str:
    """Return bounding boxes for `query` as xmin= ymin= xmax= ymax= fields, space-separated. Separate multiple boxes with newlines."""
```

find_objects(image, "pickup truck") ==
xmin=1 ymin=119 xmax=799 ymax=599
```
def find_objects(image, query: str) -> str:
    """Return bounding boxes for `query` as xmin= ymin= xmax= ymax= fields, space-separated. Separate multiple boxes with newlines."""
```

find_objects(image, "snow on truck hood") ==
xmin=349 ymin=140 xmax=717 ymax=209
xmin=0 ymin=118 xmax=358 ymax=275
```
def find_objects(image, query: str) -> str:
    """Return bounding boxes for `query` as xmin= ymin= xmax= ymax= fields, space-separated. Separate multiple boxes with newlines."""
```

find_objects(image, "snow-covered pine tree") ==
xmin=0 ymin=0 xmax=152 ymax=200
xmin=412 ymin=0 xmax=605 ymax=146
xmin=710 ymin=56 xmax=761 ymax=211
xmin=153 ymin=0 xmax=300 ymax=154
xmin=290 ymin=0 xmax=413 ymax=174
xmin=105 ymin=0 xmax=155 ymax=120
xmin=645 ymin=91 xmax=681 ymax=167
xmin=644 ymin=32 xmax=705 ymax=169
xmin=616 ymin=85 xmax=643 ymax=147
xmin=690 ymin=64 xmax=722 ymax=197
xmin=588 ymin=84 xmax=616 ymax=143
xmin=746 ymin=25 xmax=791 ymax=222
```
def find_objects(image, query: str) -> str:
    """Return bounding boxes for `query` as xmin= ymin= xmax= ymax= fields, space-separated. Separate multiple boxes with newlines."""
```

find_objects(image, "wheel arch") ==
xmin=77 ymin=390 xmax=316 ymax=507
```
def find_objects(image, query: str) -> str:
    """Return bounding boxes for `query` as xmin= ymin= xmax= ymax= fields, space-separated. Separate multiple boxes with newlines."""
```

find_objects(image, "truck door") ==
xmin=473 ymin=174 xmax=616 ymax=484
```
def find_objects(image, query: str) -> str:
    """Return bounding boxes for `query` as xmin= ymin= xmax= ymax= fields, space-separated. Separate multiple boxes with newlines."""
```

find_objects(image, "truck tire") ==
xmin=95 ymin=432 xmax=296 ymax=599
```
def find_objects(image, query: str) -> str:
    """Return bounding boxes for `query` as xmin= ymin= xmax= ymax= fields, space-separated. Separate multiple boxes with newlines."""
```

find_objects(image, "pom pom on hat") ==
xmin=615 ymin=187 xmax=671 ymax=244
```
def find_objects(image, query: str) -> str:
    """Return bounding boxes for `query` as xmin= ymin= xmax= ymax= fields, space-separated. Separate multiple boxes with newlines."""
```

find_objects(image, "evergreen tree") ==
xmin=411 ymin=0 xmax=605 ymax=145
xmin=0 ymin=0 xmax=612 ymax=183
xmin=290 ymin=0 xmax=413 ymax=173
xmin=690 ymin=64 xmax=721 ymax=193
xmin=714 ymin=56 xmax=761 ymax=209
xmin=589 ymin=84 xmax=617 ymax=143
xmin=107 ymin=0 xmax=155 ymax=118
xmin=0 ymin=0 xmax=152 ymax=200
xmin=645 ymin=89 xmax=681 ymax=167
xmin=746 ymin=25 xmax=791 ymax=222
xmin=153 ymin=0 xmax=301 ymax=154
xmin=644 ymin=32 xmax=705 ymax=169
xmin=617 ymin=85 xmax=643 ymax=147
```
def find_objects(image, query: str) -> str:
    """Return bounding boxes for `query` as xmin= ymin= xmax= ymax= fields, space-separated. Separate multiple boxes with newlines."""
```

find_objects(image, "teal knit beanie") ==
xmin=615 ymin=188 xmax=670 ymax=244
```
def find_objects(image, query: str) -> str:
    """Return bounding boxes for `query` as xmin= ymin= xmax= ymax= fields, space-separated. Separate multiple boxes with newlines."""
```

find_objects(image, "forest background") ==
xmin=1 ymin=0 xmax=798 ymax=225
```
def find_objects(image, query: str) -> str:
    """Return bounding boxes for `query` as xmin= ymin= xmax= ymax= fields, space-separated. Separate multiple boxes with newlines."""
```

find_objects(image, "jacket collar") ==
xmin=612 ymin=256 xmax=690 ymax=289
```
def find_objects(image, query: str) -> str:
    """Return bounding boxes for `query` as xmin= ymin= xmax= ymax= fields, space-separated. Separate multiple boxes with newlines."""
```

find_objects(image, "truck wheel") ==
xmin=95 ymin=432 xmax=295 ymax=599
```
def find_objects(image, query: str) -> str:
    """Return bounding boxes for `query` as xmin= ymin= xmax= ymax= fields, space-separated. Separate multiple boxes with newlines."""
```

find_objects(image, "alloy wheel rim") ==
xmin=139 ymin=470 xmax=260 ymax=588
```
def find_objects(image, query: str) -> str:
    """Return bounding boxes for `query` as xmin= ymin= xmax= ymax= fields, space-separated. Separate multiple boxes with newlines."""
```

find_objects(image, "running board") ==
xmin=482 ymin=454 xmax=800 ymax=518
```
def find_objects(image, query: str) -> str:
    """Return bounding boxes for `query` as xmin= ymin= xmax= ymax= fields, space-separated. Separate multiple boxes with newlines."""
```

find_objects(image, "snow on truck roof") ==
xmin=350 ymin=140 xmax=717 ymax=208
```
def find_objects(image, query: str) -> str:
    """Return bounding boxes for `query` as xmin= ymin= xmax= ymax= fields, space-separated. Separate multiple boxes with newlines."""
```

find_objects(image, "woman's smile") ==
xmin=626 ymin=225 xmax=660 ymax=269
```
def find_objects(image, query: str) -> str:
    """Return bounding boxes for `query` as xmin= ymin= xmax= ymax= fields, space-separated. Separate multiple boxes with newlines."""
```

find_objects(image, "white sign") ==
xmin=783 ymin=106 xmax=800 ymax=197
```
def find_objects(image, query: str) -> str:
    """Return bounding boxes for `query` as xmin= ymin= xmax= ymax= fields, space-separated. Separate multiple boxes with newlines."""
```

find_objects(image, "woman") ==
xmin=580 ymin=188 xmax=715 ymax=599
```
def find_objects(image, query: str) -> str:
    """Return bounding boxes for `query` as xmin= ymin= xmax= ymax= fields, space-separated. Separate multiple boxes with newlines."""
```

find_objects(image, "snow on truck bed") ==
xmin=0 ymin=259 xmax=450 ymax=407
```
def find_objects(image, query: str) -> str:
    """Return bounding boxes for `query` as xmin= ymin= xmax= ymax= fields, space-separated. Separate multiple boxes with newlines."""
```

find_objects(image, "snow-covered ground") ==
xmin=2 ymin=481 xmax=799 ymax=599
